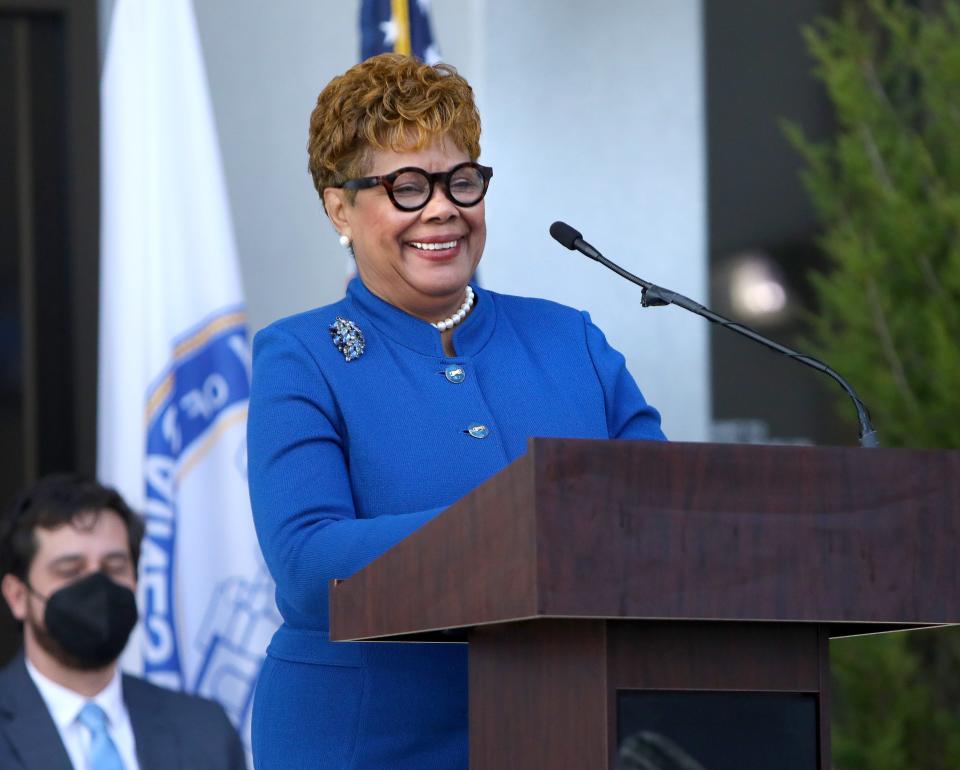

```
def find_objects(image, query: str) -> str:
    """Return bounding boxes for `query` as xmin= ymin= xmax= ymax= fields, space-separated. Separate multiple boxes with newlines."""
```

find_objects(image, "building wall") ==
xmin=461 ymin=0 xmax=708 ymax=442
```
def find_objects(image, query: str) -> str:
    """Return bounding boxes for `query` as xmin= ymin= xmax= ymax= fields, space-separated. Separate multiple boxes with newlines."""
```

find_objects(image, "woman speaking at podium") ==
xmin=246 ymin=53 xmax=665 ymax=769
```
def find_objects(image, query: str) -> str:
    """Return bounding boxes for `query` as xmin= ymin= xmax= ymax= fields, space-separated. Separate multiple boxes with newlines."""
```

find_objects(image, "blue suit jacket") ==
xmin=247 ymin=279 xmax=666 ymax=768
xmin=0 ymin=654 xmax=246 ymax=770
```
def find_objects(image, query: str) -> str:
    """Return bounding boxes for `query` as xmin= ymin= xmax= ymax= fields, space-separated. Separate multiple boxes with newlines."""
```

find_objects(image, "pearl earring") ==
xmin=339 ymin=234 xmax=351 ymax=248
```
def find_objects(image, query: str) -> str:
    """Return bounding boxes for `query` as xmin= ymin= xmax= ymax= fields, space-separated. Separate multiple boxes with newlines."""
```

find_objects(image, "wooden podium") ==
xmin=330 ymin=439 xmax=960 ymax=769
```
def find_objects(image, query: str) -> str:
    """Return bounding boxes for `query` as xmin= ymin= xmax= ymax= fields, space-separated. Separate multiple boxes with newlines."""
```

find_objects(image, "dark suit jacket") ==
xmin=0 ymin=654 xmax=246 ymax=770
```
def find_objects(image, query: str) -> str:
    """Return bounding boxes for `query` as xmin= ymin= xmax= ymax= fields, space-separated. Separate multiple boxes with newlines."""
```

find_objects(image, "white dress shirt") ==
xmin=26 ymin=658 xmax=142 ymax=770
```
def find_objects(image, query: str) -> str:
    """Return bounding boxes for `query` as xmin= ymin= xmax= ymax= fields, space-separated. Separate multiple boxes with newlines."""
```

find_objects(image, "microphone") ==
xmin=549 ymin=222 xmax=604 ymax=262
xmin=550 ymin=220 xmax=880 ymax=448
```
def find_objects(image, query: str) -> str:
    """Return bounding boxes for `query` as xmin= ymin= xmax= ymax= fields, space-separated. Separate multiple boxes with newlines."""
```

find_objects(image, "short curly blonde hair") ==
xmin=308 ymin=54 xmax=482 ymax=205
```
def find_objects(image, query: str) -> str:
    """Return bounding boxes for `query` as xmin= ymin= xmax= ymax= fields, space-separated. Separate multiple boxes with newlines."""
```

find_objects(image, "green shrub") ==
xmin=786 ymin=2 xmax=960 ymax=767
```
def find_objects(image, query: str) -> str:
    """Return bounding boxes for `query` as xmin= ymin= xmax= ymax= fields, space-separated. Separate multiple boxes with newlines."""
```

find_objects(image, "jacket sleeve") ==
xmin=582 ymin=311 xmax=668 ymax=441
xmin=247 ymin=324 xmax=444 ymax=620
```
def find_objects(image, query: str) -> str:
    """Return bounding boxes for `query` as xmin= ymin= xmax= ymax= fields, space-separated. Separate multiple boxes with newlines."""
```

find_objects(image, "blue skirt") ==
xmin=252 ymin=641 xmax=468 ymax=769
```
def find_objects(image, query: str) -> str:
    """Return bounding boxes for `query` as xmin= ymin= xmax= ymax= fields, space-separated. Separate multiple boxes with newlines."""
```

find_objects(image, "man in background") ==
xmin=0 ymin=474 xmax=246 ymax=770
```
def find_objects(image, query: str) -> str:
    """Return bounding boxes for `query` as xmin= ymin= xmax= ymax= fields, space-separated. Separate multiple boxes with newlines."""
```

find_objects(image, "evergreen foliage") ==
xmin=783 ymin=0 xmax=960 ymax=449
xmin=831 ymin=633 xmax=960 ymax=769
xmin=786 ymin=2 xmax=960 ymax=767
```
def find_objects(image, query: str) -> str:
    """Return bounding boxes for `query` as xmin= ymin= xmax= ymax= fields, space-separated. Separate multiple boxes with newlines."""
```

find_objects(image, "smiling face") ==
xmin=324 ymin=137 xmax=487 ymax=322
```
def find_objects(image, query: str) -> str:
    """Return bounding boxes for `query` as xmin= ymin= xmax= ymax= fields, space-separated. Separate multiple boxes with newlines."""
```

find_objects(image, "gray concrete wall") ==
xmin=462 ymin=0 xmax=708 ymax=441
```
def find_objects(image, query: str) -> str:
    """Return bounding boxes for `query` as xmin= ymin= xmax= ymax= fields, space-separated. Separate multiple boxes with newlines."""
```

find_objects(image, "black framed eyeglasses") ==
xmin=337 ymin=161 xmax=493 ymax=211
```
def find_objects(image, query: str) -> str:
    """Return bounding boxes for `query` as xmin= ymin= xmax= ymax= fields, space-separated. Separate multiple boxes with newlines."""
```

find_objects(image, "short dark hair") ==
xmin=0 ymin=474 xmax=145 ymax=581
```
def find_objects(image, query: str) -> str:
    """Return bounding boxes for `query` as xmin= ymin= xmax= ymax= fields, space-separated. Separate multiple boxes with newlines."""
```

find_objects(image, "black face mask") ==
xmin=32 ymin=572 xmax=138 ymax=669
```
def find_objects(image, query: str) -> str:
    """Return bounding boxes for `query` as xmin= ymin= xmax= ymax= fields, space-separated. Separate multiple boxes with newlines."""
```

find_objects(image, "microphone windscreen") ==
xmin=549 ymin=221 xmax=581 ymax=250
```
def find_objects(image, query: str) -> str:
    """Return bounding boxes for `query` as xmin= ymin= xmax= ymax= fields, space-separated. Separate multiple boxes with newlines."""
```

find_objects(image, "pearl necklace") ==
xmin=431 ymin=286 xmax=475 ymax=331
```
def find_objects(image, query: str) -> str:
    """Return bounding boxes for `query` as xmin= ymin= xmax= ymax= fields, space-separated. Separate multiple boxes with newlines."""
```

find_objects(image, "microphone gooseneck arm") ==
xmin=549 ymin=221 xmax=880 ymax=448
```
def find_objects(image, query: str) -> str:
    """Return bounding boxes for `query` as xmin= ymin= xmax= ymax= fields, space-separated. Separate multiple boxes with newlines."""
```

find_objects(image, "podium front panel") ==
xmin=469 ymin=620 xmax=830 ymax=770
xmin=617 ymin=691 xmax=817 ymax=770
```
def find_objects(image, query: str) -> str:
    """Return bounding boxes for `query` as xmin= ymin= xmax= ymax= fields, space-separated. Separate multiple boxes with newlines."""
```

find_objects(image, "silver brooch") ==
xmin=329 ymin=317 xmax=365 ymax=362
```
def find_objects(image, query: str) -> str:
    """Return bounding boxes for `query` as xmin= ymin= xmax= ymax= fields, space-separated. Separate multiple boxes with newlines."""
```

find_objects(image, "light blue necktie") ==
xmin=77 ymin=702 xmax=126 ymax=770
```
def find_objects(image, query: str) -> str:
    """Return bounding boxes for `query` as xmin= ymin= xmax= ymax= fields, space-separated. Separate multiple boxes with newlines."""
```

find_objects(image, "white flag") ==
xmin=98 ymin=0 xmax=279 ymax=753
